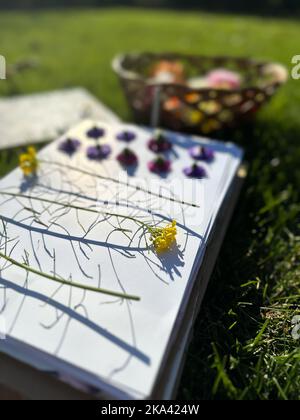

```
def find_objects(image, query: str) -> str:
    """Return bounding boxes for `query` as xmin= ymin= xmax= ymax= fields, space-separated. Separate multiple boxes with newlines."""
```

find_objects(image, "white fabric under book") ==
xmin=0 ymin=120 xmax=243 ymax=399
xmin=0 ymin=88 xmax=120 ymax=150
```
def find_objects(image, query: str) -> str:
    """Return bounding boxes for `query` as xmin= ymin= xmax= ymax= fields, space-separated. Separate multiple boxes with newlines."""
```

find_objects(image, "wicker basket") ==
xmin=112 ymin=53 xmax=287 ymax=134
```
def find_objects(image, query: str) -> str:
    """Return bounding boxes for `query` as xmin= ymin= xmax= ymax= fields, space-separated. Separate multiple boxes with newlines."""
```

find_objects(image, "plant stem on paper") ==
xmin=39 ymin=159 xmax=200 ymax=208
xmin=0 ymin=250 xmax=140 ymax=301
xmin=0 ymin=191 xmax=150 ymax=227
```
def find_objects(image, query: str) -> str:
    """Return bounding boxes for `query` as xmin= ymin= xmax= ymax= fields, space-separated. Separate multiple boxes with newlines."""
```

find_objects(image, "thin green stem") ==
xmin=0 ymin=191 xmax=149 ymax=229
xmin=40 ymin=159 xmax=199 ymax=209
xmin=0 ymin=250 xmax=140 ymax=301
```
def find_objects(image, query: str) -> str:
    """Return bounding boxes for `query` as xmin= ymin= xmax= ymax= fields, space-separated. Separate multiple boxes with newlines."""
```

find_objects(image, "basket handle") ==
xmin=150 ymin=86 xmax=162 ymax=128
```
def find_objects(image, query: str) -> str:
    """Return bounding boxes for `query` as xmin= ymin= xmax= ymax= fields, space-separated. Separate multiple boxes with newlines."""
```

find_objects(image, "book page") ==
xmin=0 ymin=121 xmax=243 ymax=398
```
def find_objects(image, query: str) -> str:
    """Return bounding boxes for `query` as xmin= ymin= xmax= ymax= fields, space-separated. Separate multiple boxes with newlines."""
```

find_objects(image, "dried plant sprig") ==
xmin=0 ymin=191 xmax=152 ymax=225
xmin=39 ymin=159 xmax=200 ymax=208
xmin=0 ymin=191 xmax=178 ymax=254
xmin=19 ymin=147 xmax=39 ymax=177
xmin=148 ymin=220 xmax=177 ymax=253
xmin=0 ymin=250 xmax=140 ymax=301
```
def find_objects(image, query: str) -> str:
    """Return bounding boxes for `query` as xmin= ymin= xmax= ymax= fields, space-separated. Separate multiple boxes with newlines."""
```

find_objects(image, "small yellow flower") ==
xmin=149 ymin=220 xmax=177 ymax=254
xmin=19 ymin=146 xmax=38 ymax=177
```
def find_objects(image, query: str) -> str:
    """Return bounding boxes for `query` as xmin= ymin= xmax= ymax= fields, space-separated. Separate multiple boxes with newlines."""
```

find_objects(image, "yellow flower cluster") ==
xmin=150 ymin=220 xmax=177 ymax=254
xmin=19 ymin=146 xmax=38 ymax=177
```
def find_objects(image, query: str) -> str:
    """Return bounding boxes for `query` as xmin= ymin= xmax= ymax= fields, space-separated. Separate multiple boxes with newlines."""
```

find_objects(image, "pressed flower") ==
xmin=148 ymin=156 xmax=171 ymax=174
xmin=148 ymin=131 xmax=172 ymax=153
xmin=183 ymin=163 xmax=207 ymax=179
xmin=189 ymin=146 xmax=215 ymax=162
xmin=86 ymin=126 xmax=105 ymax=140
xmin=58 ymin=138 xmax=81 ymax=156
xmin=19 ymin=146 xmax=38 ymax=177
xmin=117 ymin=148 xmax=138 ymax=166
xmin=87 ymin=144 xmax=111 ymax=160
xmin=149 ymin=220 xmax=177 ymax=254
xmin=116 ymin=130 xmax=136 ymax=142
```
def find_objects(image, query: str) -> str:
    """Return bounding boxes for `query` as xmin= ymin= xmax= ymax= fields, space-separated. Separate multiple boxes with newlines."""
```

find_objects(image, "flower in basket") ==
xmin=201 ymin=118 xmax=221 ymax=134
xmin=150 ymin=60 xmax=185 ymax=84
xmin=117 ymin=148 xmax=138 ymax=167
xmin=148 ymin=130 xmax=172 ymax=153
xmin=183 ymin=163 xmax=207 ymax=179
xmin=206 ymin=68 xmax=241 ymax=90
xmin=261 ymin=63 xmax=288 ymax=85
xmin=19 ymin=146 xmax=39 ymax=177
xmin=163 ymin=96 xmax=182 ymax=112
xmin=58 ymin=138 xmax=81 ymax=156
xmin=182 ymin=109 xmax=204 ymax=126
xmin=188 ymin=69 xmax=241 ymax=90
xmin=148 ymin=156 xmax=171 ymax=174
xmin=87 ymin=144 xmax=111 ymax=160
xmin=187 ymin=77 xmax=210 ymax=89
xmin=189 ymin=146 xmax=215 ymax=162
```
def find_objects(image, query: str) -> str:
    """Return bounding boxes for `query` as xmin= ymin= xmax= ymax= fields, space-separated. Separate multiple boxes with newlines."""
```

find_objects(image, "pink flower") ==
xmin=206 ymin=69 xmax=241 ymax=90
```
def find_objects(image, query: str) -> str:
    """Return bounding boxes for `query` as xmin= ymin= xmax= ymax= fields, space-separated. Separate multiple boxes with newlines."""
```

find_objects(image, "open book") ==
xmin=0 ymin=121 xmax=243 ymax=399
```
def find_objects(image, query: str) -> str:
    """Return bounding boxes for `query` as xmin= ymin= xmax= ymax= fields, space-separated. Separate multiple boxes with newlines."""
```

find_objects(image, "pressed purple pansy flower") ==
xmin=148 ymin=131 xmax=172 ymax=153
xmin=87 ymin=144 xmax=111 ymax=160
xmin=86 ymin=126 xmax=105 ymax=140
xmin=148 ymin=156 xmax=171 ymax=174
xmin=183 ymin=163 xmax=207 ymax=179
xmin=116 ymin=130 xmax=136 ymax=142
xmin=58 ymin=138 xmax=81 ymax=156
xmin=189 ymin=146 xmax=215 ymax=162
xmin=117 ymin=148 xmax=138 ymax=166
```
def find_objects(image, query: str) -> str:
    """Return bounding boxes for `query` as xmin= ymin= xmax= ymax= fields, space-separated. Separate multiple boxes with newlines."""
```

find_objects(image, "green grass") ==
xmin=0 ymin=8 xmax=300 ymax=400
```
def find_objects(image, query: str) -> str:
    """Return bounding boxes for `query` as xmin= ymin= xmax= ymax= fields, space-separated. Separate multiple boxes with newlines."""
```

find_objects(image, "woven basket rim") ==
xmin=112 ymin=52 xmax=288 ymax=91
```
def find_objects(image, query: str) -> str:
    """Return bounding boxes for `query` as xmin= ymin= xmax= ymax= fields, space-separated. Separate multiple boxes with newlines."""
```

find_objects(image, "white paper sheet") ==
xmin=0 ymin=121 xmax=243 ymax=399
xmin=0 ymin=88 xmax=120 ymax=150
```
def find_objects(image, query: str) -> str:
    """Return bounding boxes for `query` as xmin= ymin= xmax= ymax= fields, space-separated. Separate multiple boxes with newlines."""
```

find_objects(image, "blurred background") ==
xmin=0 ymin=0 xmax=299 ymax=16
xmin=0 ymin=0 xmax=298 ymax=120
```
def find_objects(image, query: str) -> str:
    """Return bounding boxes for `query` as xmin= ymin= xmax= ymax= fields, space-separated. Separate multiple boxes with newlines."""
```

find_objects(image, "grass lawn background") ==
xmin=0 ymin=8 xmax=299 ymax=399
